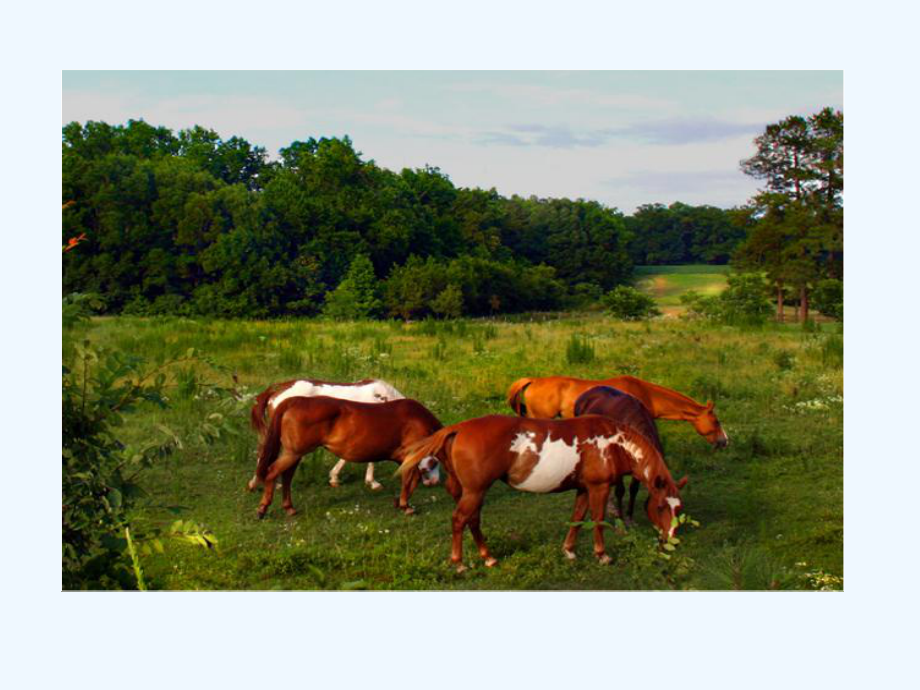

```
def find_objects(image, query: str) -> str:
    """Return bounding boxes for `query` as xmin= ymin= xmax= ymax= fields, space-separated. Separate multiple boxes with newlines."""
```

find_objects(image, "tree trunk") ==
xmin=776 ymin=283 xmax=784 ymax=322
xmin=800 ymin=285 xmax=809 ymax=323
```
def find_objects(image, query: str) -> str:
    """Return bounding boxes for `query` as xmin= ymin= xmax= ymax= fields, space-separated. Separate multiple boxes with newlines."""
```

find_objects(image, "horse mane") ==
xmin=605 ymin=375 xmax=707 ymax=412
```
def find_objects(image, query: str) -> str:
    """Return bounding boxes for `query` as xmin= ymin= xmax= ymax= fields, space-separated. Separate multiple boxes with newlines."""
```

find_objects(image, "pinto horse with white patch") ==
xmin=399 ymin=415 xmax=687 ymax=572
xmin=254 ymin=396 xmax=442 ymax=519
xmin=574 ymin=386 xmax=664 ymax=523
xmin=506 ymin=374 xmax=729 ymax=448
xmin=248 ymin=378 xmax=404 ymax=492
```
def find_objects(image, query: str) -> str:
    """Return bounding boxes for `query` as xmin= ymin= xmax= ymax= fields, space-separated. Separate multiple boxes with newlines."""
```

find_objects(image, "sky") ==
xmin=62 ymin=71 xmax=842 ymax=213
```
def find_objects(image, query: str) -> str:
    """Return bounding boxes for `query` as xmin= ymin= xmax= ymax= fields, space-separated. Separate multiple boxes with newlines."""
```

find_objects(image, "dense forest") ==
xmin=62 ymin=120 xmax=744 ymax=318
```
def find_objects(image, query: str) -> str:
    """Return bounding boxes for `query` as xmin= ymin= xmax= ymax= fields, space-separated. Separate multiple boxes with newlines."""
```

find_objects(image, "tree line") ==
xmin=733 ymin=107 xmax=843 ymax=322
xmin=62 ymin=120 xmax=744 ymax=319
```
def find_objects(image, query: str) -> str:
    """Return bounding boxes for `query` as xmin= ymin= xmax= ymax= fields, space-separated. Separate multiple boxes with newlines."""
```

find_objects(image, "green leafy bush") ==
xmin=601 ymin=285 xmax=661 ymax=320
xmin=811 ymin=278 xmax=843 ymax=321
xmin=322 ymin=254 xmax=382 ymax=320
xmin=430 ymin=284 xmax=464 ymax=318
xmin=682 ymin=273 xmax=771 ymax=325
xmin=62 ymin=295 xmax=233 ymax=589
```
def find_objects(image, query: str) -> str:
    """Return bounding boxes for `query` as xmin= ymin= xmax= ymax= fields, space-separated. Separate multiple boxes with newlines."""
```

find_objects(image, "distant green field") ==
xmin=636 ymin=265 xmax=730 ymax=309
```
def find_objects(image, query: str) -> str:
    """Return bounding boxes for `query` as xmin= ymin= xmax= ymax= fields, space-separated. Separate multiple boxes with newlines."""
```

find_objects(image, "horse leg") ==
xmin=607 ymin=477 xmax=625 ymax=520
xmin=280 ymin=461 xmax=301 ymax=516
xmin=626 ymin=476 xmax=640 ymax=524
xmin=396 ymin=465 xmax=421 ymax=515
xmin=587 ymin=483 xmax=612 ymax=564
xmin=329 ymin=458 xmax=346 ymax=488
xmin=468 ymin=504 xmax=496 ymax=567
xmin=365 ymin=462 xmax=382 ymax=491
xmin=451 ymin=491 xmax=484 ymax=573
xmin=562 ymin=489 xmax=589 ymax=560
xmin=257 ymin=450 xmax=301 ymax=519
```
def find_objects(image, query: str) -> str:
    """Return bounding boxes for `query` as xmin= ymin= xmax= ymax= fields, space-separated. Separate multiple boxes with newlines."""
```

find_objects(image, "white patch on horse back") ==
xmin=509 ymin=431 xmax=539 ymax=455
xmin=585 ymin=432 xmax=647 ymax=474
xmin=269 ymin=379 xmax=404 ymax=409
xmin=270 ymin=380 xmax=318 ymax=409
xmin=511 ymin=435 xmax=580 ymax=493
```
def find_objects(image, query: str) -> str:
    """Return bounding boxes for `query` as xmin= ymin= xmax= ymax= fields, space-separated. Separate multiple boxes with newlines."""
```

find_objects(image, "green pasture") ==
xmin=635 ymin=264 xmax=731 ymax=310
xmin=84 ymin=314 xmax=843 ymax=590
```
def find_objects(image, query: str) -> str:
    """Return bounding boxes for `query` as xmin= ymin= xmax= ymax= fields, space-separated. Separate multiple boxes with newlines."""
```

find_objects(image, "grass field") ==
xmin=635 ymin=264 xmax=731 ymax=312
xmin=78 ymin=313 xmax=843 ymax=590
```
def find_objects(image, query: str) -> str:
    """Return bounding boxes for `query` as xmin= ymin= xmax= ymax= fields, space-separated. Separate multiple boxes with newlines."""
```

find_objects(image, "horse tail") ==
xmin=506 ymin=378 xmax=534 ymax=416
xmin=397 ymin=426 xmax=460 ymax=477
xmin=256 ymin=398 xmax=293 ymax=480
xmin=250 ymin=384 xmax=280 ymax=436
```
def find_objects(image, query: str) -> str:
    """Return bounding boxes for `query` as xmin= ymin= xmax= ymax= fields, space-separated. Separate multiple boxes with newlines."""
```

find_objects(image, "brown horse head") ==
xmin=646 ymin=475 xmax=688 ymax=539
xmin=691 ymin=401 xmax=729 ymax=448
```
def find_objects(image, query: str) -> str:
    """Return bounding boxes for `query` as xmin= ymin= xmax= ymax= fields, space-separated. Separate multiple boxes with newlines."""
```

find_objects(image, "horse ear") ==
xmin=677 ymin=476 xmax=689 ymax=490
xmin=706 ymin=400 xmax=714 ymax=411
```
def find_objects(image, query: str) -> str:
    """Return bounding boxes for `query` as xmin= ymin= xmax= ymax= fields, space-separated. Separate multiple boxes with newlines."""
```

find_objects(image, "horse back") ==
xmin=573 ymin=386 xmax=662 ymax=453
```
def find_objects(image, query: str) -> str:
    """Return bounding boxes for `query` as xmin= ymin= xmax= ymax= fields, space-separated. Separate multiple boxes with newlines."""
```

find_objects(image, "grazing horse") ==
xmin=254 ymin=396 xmax=442 ymax=519
xmin=506 ymin=374 xmax=728 ymax=447
xmin=248 ymin=377 xmax=404 ymax=492
xmin=574 ymin=386 xmax=664 ymax=523
xmin=399 ymin=415 xmax=687 ymax=572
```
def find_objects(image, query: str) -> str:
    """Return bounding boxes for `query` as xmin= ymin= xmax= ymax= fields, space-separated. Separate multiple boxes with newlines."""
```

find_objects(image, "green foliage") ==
xmin=565 ymin=334 xmax=595 ymax=364
xmin=62 ymin=297 xmax=233 ymax=589
xmin=63 ymin=122 xmax=636 ymax=318
xmin=627 ymin=202 xmax=746 ymax=265
xmin=322 ymin=254 xmax=382 ymax=320
xmin=681 ymin=273 xmax=772 ymax=325
xmin=812 ymin=278 xmax=843 ymax=320
xmin=601 ymin=285 xmax=661 ymax=320
xmin=430 ymin=284 xmax=464 ymax=319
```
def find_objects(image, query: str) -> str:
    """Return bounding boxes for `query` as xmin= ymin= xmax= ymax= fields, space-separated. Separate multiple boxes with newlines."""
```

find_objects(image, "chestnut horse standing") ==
xmin=506 ymin=374 xmax=728 ymax=447
xmin=248 ymin=377 xmax=404 ymax=492
xmin=400 ymin=414 xmax=687 ymax=572
xmin=254 ymin=396 xmax=442 ymax=519
xmin=574 ymin=386 xmax=663 ymax=523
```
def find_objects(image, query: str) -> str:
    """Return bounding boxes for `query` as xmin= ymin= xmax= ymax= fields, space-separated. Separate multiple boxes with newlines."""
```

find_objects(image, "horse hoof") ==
xmin=454 ymin=563 xmax=468 ymax=574
xmin=367 ymin=481 xmax=383 ymax=491
xmin=329 ymin=480 xmax=340 ymax=488
xmin=563 ymin=549 xmax=576 ymax=561
xmin=484 ymin=557 xmax=498 ymax=568
xmin=257 ymin=509 xmax=267 ymax=520
xmin=284 ymin=507 xmax=298 ymax=517
xmin=401 ymin=505 xmax=416 ymax=516
xmin=596 ymin=554 xmax=612 ymax=565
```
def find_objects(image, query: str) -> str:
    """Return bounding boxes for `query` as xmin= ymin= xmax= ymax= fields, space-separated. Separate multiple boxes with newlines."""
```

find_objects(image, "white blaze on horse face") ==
xmin=666 ymin=496 xmax=681 ymax=538
xmin=510 ymin=434 xmax=581 ymax=493
xmin=419 ymin=456 xmax=440 ymax=485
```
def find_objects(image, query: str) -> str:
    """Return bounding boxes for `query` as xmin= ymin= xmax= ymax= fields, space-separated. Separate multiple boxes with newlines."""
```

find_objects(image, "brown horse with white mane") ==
xmin=506 ymin=374 xmax=728 ymax=447
xmin=400 ymin=414 xmax=687 ymax=572
xmin=574 ymin=386 xmax=664 ymax=523
xmin=255 ymin=396 xmax=442 ymax=519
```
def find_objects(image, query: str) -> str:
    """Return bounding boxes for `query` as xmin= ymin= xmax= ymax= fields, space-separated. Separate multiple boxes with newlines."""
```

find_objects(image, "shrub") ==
xmin=682 ymin=273 xmax=771 ymax=325
xmin=812 ymin=278 xmax=843 ymax=321
xmin=430 ymin=284 xmax=464 ymax=319
xmin=601 ymin=285 xmax=661 ymax=320
xmin=323 ymin=254 xmax=382 ymax=320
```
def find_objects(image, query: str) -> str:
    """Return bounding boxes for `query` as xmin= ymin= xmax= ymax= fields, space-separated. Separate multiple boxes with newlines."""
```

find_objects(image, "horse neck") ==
xmin=627 ymin=379 xmax=705 ymax=421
